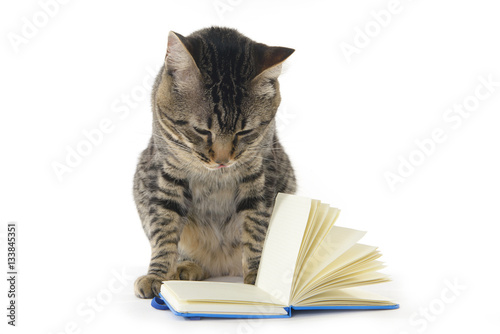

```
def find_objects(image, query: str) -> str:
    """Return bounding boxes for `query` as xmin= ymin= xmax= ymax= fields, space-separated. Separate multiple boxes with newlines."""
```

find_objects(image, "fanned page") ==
xmin=293 ymin=287 xmax=395 ymax=307
xmin=295 ymin=200 xmax=322 ymax=269
xmin=292 ymin=226 xmax=366 ymax=297
xmin=255 ymin=193 xmax=313 ymax=305
xmin=285 ymin=198 xmax=396 ymax=308
xmin=292 ymin=243 xmax=392 ymax=305
xmin=293 ymin=205 xmax=340 ymax=289
xmin=300 ymin=243 xmax=381 ymax=296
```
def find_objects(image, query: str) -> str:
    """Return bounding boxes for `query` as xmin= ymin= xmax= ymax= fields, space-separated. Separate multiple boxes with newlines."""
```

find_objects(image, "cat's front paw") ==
xmin=176 ymin=261 xmax=206 ymax=281
xmin=243 ymin=270 xmax=258 ymax=284
xmin=134 ymin=274 xmax=163 ymax=299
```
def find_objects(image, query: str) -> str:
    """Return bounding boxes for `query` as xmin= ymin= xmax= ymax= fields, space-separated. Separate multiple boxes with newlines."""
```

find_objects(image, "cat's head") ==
xmin=154 ymin=27 xmax=293 ymax=170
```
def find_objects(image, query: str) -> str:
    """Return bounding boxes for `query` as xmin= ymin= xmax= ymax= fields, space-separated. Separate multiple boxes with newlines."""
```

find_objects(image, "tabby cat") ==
xmin=133 ymin=27 xmax=296 ymax=298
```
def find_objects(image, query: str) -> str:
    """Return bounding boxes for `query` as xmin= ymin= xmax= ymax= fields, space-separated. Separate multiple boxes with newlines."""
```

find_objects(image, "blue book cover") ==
xmin=151 ymin=294 xmax=399 ymax=319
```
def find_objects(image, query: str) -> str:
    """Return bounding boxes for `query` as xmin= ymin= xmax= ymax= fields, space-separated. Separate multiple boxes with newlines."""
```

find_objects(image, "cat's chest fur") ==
xmin=188 ymin=173 xmax=238 ymax=227
xmin=178 ymin=172 xmax=243 ymax=276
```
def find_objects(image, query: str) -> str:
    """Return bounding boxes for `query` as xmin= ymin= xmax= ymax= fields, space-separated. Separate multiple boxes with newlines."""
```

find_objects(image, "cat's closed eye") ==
xmin=236 ymin=129 xmax=253 ymax=137
xmin=193 ymin=127 xmax=212 ymax=136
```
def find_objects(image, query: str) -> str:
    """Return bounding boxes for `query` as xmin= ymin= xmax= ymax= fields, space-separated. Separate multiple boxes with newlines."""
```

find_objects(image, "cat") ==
xmin=133 ymin=27 xmax=296 ymax=298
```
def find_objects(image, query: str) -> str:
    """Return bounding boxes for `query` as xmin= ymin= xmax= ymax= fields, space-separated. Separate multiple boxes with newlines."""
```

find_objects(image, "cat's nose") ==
xmin=211 ymin=139 xmax=232 ymax=165
xmin=211 ymin=150 xmax=231 ymax=165
xmin=214 ymin=158 xmax=229 ymax=165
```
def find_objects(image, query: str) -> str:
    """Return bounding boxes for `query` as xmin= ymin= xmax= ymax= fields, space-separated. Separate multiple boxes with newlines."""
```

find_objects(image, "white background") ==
xmin=1 ymin=0 xmax=500 ymax=333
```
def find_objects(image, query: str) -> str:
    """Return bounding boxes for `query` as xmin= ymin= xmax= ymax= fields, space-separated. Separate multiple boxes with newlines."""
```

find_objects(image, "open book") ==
xmin=151 ymin=193 xmax=398 ymax=318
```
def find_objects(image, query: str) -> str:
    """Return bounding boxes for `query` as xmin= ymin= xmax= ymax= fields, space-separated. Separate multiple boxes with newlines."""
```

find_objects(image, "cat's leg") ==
xmin=134 ymin=164 xmax=189 ymax=298
xmin=134 ymin=213 xmax=184 ymax=298
xmin=236 ymin=163 xmax=275 ymax=284
xmin=239 ymin=204 xmax=273 ymax=284
xmin=134 ymin=218 xmax=183 ymax=298
xmin=238 ymin=151 xmax=297 ymax=284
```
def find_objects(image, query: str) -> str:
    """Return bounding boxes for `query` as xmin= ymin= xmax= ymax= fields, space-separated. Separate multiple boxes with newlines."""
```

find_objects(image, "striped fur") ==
xmin=133 ymin=27 xmax=296 ymax=298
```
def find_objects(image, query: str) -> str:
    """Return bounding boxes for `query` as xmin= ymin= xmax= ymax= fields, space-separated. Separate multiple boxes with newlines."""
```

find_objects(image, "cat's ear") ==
xmin=165 ymin=31 xmax=201 ymax=88
xmin=252 ymin=44 xmax=295 ymax=81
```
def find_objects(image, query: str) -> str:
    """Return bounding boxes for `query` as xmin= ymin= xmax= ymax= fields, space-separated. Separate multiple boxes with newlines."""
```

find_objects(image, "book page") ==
xmin=292 ymin=226 xmax=366 ymax=298
xmin=293 ymin=287 xmax=396 ymax=307
xmin=255 ymin=193 xmax=312 ymax=305
xmin=300 ymin=200 xmax=320 ymax=249
xmin=301 ymin=207 xmax=340 ymax=266
xmin=162 ymin=281 xmax=284 ymax=304
xmin=294 ymin=204 xmax=332 ymax=278
xmin=292 ymin=244 xmax=381 ymax=303
xmin=292 ymin=206 xmax=340 ymax=294
xmin=309 ymin=244 xmax=379 ymax=288
xmin=300 ymin=271 xmax=390 ymax=300
xmin=161 ymin=282 xmax=288 ymax=315
xmin=328 ymin=260 xmax=385 ymax=282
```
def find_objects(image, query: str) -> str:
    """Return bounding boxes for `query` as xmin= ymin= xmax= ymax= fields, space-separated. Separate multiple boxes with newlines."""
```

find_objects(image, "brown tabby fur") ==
xmin=133 ymin=27 xmax=296 ymax=298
